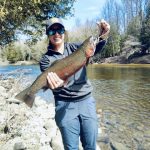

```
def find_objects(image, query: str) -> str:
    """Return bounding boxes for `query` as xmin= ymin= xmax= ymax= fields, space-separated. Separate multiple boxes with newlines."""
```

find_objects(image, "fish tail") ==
xmin=15 ymin=87 xmax=35 ymax=108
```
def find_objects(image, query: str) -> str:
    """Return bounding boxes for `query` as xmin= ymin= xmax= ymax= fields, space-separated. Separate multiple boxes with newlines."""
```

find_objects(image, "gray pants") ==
xmin=55 ymin=96 xmax=98 ymax=150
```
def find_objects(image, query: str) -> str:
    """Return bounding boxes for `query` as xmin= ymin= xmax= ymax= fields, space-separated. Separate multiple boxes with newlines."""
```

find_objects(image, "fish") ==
xmin=15 ymin=36 xmax=97 ymax=108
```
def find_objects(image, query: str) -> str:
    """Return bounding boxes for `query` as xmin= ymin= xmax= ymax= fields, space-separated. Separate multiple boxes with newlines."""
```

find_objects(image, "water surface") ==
xmin=87 ymin=64 xmax=150 ymax=149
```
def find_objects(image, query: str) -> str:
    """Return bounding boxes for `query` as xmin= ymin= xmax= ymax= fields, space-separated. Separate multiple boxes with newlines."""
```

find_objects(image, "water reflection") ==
xmin=87 ymin=64 xmax=150 ymax=149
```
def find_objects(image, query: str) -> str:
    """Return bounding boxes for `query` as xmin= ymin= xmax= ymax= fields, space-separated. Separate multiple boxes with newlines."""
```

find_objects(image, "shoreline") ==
xmin=1 ymin=60 xmax=150 ymax=67
xmin=0 ymin=60 xmax=38 ymax=66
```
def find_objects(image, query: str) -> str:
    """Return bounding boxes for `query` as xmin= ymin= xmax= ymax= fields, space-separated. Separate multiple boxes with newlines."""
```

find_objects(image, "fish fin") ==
xmin=42 ymin=86 xmax=48 ymax=92
xmin=15 ymin=87 xmax=35 ymax=108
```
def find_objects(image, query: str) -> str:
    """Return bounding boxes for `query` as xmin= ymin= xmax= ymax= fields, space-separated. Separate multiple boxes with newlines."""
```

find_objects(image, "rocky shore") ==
xmin=0 ymin=60 xmax=37 ymax=66
xmin=0 ymin=77 xmax=102 ymax=150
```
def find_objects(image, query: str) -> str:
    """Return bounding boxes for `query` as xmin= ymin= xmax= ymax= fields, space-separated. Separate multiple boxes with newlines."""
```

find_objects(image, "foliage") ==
xmin=100 ymin=0 xmax=149 ymax=58
xmin=30 ymin=38 xmax=48 ymax=62
xmin=97 ymin=23 xmax=120 ymax=58
xmin=1 ymin=41 xmax=31 ymax=62
xmin=0 ymin=0 xmax=149 ymax=63
xmin=0 ymin=38 xmax=48 ymax=63
xmin=0 ymin=0 xmax=76 ymax=45
xmin=140 ymin=2 xmax=150 ymax=51
xmin=126 ymin=16 xmax=141 ymax=38
xmin=68 ymin=19 xmax=98 ymax=43
xmin=4 ymin=43 xmax=23 ymax=63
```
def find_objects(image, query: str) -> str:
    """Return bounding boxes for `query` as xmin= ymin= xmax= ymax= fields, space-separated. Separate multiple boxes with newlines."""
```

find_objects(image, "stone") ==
xmin=51 ymin=135 xmax=64 ymax=150
xmin=13 ymin=142 xmax=26 ymax=150
xmin=110 ymin=141 xmax=129 ymax=150
xmin=44 ymin=119 xmax=57 ymax=130
xmin=34 ymin=96 xmax=47 ymax=107
xmin=39 ymin=145 xmax=53 ymax=150
xmin=0 ymin=86 xmax=6 ymax=93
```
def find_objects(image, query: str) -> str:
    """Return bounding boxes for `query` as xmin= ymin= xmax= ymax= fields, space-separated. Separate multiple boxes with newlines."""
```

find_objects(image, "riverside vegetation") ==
xmin=0 ymin=0 xmax=150 ymax=65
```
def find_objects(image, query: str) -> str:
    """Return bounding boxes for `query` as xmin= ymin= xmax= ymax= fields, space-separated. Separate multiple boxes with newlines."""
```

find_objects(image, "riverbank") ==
xmin=0 ymin=77 xmax=103 ymax=150
xmin=0 ymin=60 xmax=38 ymax=66
xmin=0 ymin=53 xmax=150 ymax=67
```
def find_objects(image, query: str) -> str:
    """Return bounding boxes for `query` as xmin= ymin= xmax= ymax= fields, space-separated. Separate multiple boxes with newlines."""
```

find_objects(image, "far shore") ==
xmin=0 ymin=60 xmax=38 ymax=66
xmin=0 ymin=60 xmax=150 ymax=67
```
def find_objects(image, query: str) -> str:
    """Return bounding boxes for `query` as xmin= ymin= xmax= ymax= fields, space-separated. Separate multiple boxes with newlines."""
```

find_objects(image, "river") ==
xmin=0 ymin=64 xmax=150 ymax=149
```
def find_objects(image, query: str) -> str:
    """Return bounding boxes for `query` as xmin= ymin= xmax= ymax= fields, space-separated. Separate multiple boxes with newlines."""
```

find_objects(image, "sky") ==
xmin=62 ymin=0 xmax=106 ymax=30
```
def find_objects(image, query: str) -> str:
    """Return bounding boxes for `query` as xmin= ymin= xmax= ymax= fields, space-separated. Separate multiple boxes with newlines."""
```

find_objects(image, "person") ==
xmin=40 ymin=17 xmax=110 ymax=150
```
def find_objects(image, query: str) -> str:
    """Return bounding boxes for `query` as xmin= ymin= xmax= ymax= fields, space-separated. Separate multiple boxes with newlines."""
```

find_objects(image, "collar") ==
xmin=47 ymin=43 xmax=68 ymax=55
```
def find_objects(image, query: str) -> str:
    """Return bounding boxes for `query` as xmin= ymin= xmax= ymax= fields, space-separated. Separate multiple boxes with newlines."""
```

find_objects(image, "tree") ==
xmin=0 ymin=0 xmax=76 ymax=45
xmin=140 ymin=1 xmax=150 ymax=51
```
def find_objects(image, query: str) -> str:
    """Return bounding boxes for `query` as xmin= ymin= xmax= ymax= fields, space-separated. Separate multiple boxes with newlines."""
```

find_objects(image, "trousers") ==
xmin=55 ymin=96 xmax=98 ymax=150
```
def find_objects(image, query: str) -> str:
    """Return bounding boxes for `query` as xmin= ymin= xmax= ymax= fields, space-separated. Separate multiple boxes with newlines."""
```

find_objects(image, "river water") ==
xmin=0 ymin=64 xmax=150 ymax=149
xmin=88 ymin=64 xmax=150 ymax=149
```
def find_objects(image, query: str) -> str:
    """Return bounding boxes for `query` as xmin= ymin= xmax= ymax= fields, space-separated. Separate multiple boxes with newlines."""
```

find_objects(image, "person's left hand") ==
xmin=97 ymin=19 xmax=110 ymax=39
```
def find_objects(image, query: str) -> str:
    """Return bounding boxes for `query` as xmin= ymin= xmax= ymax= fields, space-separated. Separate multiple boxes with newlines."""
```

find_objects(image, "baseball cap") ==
xmin=46 ymin=17 xmax=64 ymax=31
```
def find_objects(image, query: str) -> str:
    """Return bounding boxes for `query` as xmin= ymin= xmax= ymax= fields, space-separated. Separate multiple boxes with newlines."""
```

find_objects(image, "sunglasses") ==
xmin=48 ymin=28 xmax=65 ymax=36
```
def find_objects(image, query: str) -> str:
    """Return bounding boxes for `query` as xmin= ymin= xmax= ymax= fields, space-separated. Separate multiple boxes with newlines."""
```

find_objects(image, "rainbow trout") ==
xmin=15 ymin=36 xmax=98 ymax=108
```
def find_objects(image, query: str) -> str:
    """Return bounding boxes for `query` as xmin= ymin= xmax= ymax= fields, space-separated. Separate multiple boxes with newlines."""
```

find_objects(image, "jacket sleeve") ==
xmin=40 ymin=54 xmax=51 ymax=72
xmin=94 ymin=39 xmax=106 ymax=55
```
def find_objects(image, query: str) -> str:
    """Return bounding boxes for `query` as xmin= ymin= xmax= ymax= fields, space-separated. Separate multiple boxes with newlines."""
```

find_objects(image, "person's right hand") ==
xmin=47 ymin=72 xmax=65 ymax=89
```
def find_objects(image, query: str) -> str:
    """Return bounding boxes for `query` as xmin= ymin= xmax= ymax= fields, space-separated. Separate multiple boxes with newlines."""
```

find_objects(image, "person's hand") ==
xmin=97 ymin=19 xmax=110 ymax=39
xmin=47 ymin=72 xmax=65 ymax=89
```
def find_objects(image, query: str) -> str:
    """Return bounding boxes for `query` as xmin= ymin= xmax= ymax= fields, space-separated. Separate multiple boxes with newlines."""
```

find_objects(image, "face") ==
xmin=47 ymin=24 xmax=65 ymax=46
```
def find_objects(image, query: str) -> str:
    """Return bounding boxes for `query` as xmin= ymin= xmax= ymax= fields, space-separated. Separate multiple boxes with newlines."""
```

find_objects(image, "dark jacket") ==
xmin=40 ymin=40 xmax=106 ymax=101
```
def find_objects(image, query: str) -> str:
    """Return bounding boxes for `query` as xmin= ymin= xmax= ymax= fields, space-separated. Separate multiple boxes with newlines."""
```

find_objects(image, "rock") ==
xmin=40 ymin=134 xmax=51 ymax=146
xmin=129 ymin=54 xmax=150 ymax=64
xmin=98 ymin=135 xmax=110 ymax=144
xmin=44 ymin=119 xmax=57 ymax=140
xmin=0 ymin=86 xmax=6 ymax=93
xmin=110 ymin=141 xmax=129 ymax=150
xmin=6 ymin=98 xmax=21 ymax=105
xmin=39 ymin=145 xmax=53 ymax=150
xmin=0 ymin=137 xmax=23 ymax=150
xmin=96 ymin=144 xmax=101 ymax=150
xmin=0 ymin=111 xmax=7 ymax=124
xmin=44 ymin=119 xmax=57 ymax=130
xmin=3 ymin=125 xmax=10 ymax=134
xmin=79 ymin=142 xmax=101 ymax=150
xmin=99 ymin=35 xmax=150 ymax=64
xmin=34 ymin=96 xmax=47 ymax=107
xmin=98 ymin=127 xmax=102 ymax=136
xmin=13 ymin=142 xmax=26 ymax=150
xmin=34 ymin=105 xmax=55 ymax=119
xmin=51 ymin=131 xmax=64 ymax=150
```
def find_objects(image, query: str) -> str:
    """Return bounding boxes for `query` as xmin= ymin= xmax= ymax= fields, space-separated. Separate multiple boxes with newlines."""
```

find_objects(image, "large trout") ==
xmin=15 ymin=36 xmax=99 ymax=108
